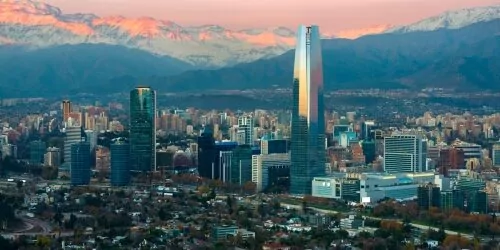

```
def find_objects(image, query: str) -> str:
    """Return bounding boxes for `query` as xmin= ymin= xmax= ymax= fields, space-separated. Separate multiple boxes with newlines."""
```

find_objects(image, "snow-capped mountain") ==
xmin=389 ymin=4 xmax=500 ymax=33
xmin=0 ymin=0 xmax=299 ymax=67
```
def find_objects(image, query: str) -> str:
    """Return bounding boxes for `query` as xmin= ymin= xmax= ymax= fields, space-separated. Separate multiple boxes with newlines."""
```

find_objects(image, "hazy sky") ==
xmin=45 ymin=0 xmax=499 ymax=32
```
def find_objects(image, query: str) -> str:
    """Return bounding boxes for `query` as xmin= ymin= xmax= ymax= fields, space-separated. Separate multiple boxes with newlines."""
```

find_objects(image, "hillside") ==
xmin=0 ymin=44 xmax=191 ymax=97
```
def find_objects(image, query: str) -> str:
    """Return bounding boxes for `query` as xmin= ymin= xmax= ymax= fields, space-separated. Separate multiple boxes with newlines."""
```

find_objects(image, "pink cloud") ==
xmin=45 ymin=0 xmax=499 ymax=32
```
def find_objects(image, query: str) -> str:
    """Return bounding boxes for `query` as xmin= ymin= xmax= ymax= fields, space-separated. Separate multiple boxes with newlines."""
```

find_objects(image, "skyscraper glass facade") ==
xmin=29 ymin=140 xmax=46 ymax=165
xmin=290 ymin=25 xmax=325 ymax=195
xmin=130 ymin=87 xmax=156 ymax=172
xmin=70 ymin=141 xmax=91 ymax=186
xmin=110 ymin=139 xmax=131 ymax=186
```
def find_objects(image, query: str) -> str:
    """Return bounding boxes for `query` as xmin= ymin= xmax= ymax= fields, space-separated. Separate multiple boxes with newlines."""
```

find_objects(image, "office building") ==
xmin=219 ymin=150 xmax=233 ymax=183
xmin=1 ymin=144 xmax=17 ymax=159
xmin=29 ymin=140 xmax=46 ymax=165
xmin=64 ymin=125 xmax=83 ymax=168
xmin=339 ymin=131 xmax=357 ymax=148
xmin=62 ymin=100 xmax=72 ymax=123
xmin=130 ymin=87 xmax=156 ymax=172
xmin=260 ymin=138 xmax=288 ymax=155
xmin=492 ymin=142 xmax=500 ymax=167
xmin=85 ymin=130 xmax=98 ymax=150
xmin=340 ymin=215 xmax=364 ymax=230
xmin=312 ymin=177 xmax=342 ymax=199
xmin=44 ymin=147 xmax=61 ymax=168
xmin=361 ymin=121 xmax=375 ymax=140
xmin=230 ymin=145 xmax=253 ymax=185
xmin=467 ymin=191 xmax=488 ymax=214
xmin=237 ymin=115 xmax=254 ymax=145
xmin=384 ymin=134 xmax=427 ymax=173
xmin=211 ymin=225 xmax=238 ymax=241
xmin=456 ymin=177 xmax=486 ymax=195
xmin=361 ymin=140 xmax=376 ymax=164
xmin=440 ymin=191 xmax=454 ymax=212
xmin=110 ymin=139 xmax=131 ymax=186
xmin=311 ymin=172 xmax=437 ymax=203
xmin=438 ymin=147 xmax=465 ymax=176
xmin=451 ymin=139 xmax=482 ymax=160
xmin=95 ymin=146 xmax=110 ymax=172
xmin=70 ymin=141 xmax=91 ymax=186
xmin=417 ymin=184 xmax=441 ymax=210
xmin=290 ymin=25 xmax=325 ymax=195
xmin=332 ymin=125 xmax=351 ymax=141
xmin=252 ymin=153 xmax=291 ymax=192
xmin=197 ymin=128 xmax=215 ymax=179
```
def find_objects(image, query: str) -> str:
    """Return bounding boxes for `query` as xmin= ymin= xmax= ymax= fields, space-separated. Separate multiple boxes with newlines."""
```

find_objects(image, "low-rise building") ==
xmin=312 ymin=172 xmax=439 ymax=203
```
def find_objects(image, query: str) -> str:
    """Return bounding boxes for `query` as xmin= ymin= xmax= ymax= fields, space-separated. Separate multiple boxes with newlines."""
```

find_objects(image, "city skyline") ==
xmin=44 ymin=0 xmax=498 ymax=33
xmin=290 ymin=25 xmax=325 ymax=195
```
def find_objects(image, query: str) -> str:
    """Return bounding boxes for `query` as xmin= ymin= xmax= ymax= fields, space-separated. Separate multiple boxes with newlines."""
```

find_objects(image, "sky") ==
xmin=45 ymin=0 xmax=499 ymax=32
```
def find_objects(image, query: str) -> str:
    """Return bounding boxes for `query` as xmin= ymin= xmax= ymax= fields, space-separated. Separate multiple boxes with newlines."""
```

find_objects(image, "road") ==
xmin=0 ymin=216 xmax=63 ymax=239
xmin=280 ymin=203 xmax=476 ymax=239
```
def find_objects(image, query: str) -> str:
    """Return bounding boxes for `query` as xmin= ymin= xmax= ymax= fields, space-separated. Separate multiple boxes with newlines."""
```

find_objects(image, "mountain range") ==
xmin=0 ymin=1 xmax=499 ymax=97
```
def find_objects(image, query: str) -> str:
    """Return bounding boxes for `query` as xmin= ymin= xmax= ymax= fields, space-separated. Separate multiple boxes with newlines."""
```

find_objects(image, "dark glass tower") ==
xmin=290 ymin=25 xmax=325 ymax=195
xmin=70 ymin=141 xmax=91 ymax=186
xmin=130 ymin=87 xmax=156 ymax=172
xmin=197 ymin=128 xmax=216 ymax=179
xmin=29 ymin=140 xmax=46 ymax=165
xmin=110 ymin=139 xmax=131 ymax=186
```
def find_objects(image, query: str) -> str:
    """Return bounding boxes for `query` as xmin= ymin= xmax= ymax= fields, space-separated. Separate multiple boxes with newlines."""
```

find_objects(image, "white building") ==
xmin=312 ymin=172 xmax=438 ymax=204
xmin=252 ymin=153 xmax=290 ymax=192
xmin=237 ymin=115 xmax=254 ymax=146
xmin=384 ymin=134 xmax=427 ymax=173
xmin=44 ymin=147 xmax=61 ymax=167
xmin=64 ymin=125 xmax=83 ymax=168
xmin=451 ymin=139 xmax=482 ymax=160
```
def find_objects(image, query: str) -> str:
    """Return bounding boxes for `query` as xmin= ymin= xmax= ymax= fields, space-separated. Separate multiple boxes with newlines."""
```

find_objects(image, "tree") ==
xmin=302 ymin=199 xmax=307 ymax=214
xmin=442 ymin=235 xmax=470 ymax=248
xmin=36 ymin=235 xmax=51 ymax=248
xmin=158 ymin=207 xmax=171 ymax=221
xmin=226 ymin=196 xmax=233 ymax=214
xmin=53 ymin=210 xmax=63 ymax=226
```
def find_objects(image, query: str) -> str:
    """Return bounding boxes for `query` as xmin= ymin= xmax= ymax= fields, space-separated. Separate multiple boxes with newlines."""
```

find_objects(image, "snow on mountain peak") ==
xmin=389 ymin=4 xmax=500 ymax=33
xmin=0 ymin=0 xmax=61 ymax=16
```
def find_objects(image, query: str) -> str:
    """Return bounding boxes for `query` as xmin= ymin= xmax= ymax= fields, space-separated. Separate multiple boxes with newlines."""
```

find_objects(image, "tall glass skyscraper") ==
xmin=130 ymin=87 xmax=156 ymax=172
xmin=290 ymin=25 xmax=325 ymax=195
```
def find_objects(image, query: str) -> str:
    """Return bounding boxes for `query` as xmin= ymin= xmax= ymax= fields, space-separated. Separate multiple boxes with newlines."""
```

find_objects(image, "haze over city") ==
xmin=45 ymin=0 xmax=499 ymax=32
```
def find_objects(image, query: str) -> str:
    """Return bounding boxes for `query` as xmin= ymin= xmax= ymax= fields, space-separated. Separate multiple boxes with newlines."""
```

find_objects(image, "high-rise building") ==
xmin=492 ymin=142 xmax=500 ymax=167
xmin=252 ymin=153 xmax=291 ymax=192
xmin=64 ymin=125 xmax=83 ymax=168
xmin=361 ymin=140 xmax=376 ymax=164
xmin=95 ymin=146 xmax=110 ymax=172
xmin=197 ymin=127 xmax=215 ymax=179
xmin=230 ymin=145 xmax=253 ymax=185
xmin=44 ymin=147 xmax=61 ymax=168
xmin=62 ymin=100 xmax=72 ymax=123
xmin=237 ymin=115 xmax=254 ymax=145
xmin=438 ymin=147 xmax=465 ymax=176
xmin=361 ymin=121 xmax=376 ymax=140
xmin=384 ymin=134 xmax=427 ymax=173
xmin=29 ymin=140 xmax=46 ymax=165
xmin=70 ymin=141 xmax=91 ymax=186
xmin=110 ymin=139 xmax=131 ymax=186
xmin=290 ymin=25 xmax=325 ymax=195
xmin=130 ymin=87 xmax=156 ymax=172
xmin=260 ymin=138 xmax=288 ymax=155
xmin=417 ymin=184 xmax=441 ymax=210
